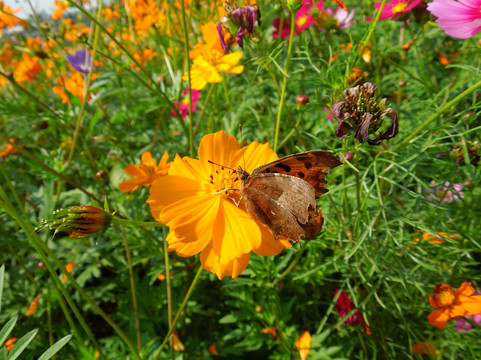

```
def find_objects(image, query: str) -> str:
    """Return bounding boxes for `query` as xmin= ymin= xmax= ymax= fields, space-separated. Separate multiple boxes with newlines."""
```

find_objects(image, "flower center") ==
xmin=434 ymin=285 xmax=455 ymax=308
xmin=140 ymin=163 xmax=155 ymax=177
xmin=392 ymin=1 xmax=408 ymax=14
xmin=296 ymin=15 xmax=308 ymax=27
xmin=209 ymin=167 xmax=241 ymax=196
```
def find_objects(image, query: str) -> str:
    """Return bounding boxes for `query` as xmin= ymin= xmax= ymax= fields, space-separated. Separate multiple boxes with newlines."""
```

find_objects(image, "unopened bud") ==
xmin=37 ymin=206 xmax=112 ymax=238
xmin=96 ymin=170 xmax=108 ymax=180
xmin=286 ymin=0 xmax=302 ymax=12
xmin=296 ymin=95 xmax=309 ymax=108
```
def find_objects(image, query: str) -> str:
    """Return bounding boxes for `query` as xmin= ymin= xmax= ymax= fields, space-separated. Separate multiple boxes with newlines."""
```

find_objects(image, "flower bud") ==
xmin=38 ymin=206 xmax=112 ymax=238
xmin=96 ymin=170 xmax=108 ymax=180
xmin=296 ymin=95 xmax=309 ymax=108
xmin=286 ymin=0 xmax=302 ymax=12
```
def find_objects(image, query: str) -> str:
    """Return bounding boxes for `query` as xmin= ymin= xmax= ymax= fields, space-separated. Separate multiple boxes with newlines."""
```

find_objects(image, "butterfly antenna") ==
xmin=239 ymin=124 xmax=246 ymax=170
xmin=207 ymin=160 xmax=236 ymax=172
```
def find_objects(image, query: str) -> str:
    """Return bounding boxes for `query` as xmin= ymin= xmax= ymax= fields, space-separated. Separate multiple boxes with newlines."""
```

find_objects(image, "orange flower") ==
xmin=260 ymin=327 xmax=277 ymax=339
xmin=13 ymin=53 xmax=42 ymax=83
xmin=62 ymin=262 xmax=75 ymax=283
xmin=0 ymin=1 xmax=25 ymax=34
xmin=413 ymin=231 xmax=459 ymax=244
xmin=0 ymin=138 xmax=18 ymax=157
xmin=172 ymin=330 xmax=185 ymax=352
xmin=411 ymin=341 xmax=439 ymax=356
xmin=189 ymin=22 xmax=229 ymax=59
xmin=147 ymin=131 xmax=290 ymax=279
xmin=296 ymin=331 xmax=311 ymax=360
xmin=157 ymin=273 xmax=166 ymax=281
xmin=207 ymin=343 xmax=218 ymax=355
xmin=52 ymin=0 xmax=68 ymax=20
xmin=25 ymin=294 xmax=41 ymax=316
xmin=428 ymin=282 xmax=481 ymax=329
xmin=119 ymin=151 xmax=170 ymax=193
xmin=52 ymin=72 xmax=97 ymax=103
xmin=5 ymin=337 xmax=16 ymax=352
xmin=128 ymin=0 xmax=165 ymax=36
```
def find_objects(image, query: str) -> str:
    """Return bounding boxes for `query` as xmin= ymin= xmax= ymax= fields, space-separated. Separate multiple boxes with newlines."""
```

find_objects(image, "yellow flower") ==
xmin=296 ymin=331 xmax=311 ymax=360
xmin=147 ymin=131 xmax=290 ymax=279
xmin=119 ymin=151 xmax=171 ymax=193
xmin=25 ymin=294 xmax=41 ymax=316
xmin=428 ymin=282 xmax=481 ymax=329
xmin=183 ymin=50 xmax=244 ymax=90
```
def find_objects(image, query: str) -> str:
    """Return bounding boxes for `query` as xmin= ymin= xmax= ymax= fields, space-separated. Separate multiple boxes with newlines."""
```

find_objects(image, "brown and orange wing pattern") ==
xmin=251 ymin=150 xmax=341 ymax=198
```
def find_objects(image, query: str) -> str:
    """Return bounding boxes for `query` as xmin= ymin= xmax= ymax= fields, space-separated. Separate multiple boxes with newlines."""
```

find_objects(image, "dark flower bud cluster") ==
xmin=217 ymin=0 xmax=261 ymax=52
xmin=330 ymin=82 xmax=398 ymax=145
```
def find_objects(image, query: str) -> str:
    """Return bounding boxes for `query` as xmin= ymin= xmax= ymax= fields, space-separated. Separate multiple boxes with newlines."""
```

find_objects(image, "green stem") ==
xmin=273 ymin=9 xmax=296 ymax=152
xmin=120 ymin=225 xmax=142 ymax=350
xmin=272 ymin=244 xmax=305 ymax=288
xmin=154 ymin=266 xmax=203 ymax=360
xmin=193 ymin=83 xmax=215 ymax=136
xmin=180 ymin=0 xmax=194 ymax=157
xmin=163 ymin=229 xmax=175 ymax=360
xmin=66 ymin=0 xmax=103 ymax=168
xmin=396 ymin=79 xmax=481 ymax=147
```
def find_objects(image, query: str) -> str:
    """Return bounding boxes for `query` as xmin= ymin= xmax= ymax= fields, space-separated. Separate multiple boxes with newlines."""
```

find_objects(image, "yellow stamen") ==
xmin=392 ymin=1 xmax=408 ymax=13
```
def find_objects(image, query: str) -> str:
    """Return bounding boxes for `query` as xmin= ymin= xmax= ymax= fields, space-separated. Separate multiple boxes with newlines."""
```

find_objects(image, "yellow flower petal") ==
xmin=200 ymin=242 xmax=251 ymax=279
xmin=212 ymin=200 xmax=262 ymax=264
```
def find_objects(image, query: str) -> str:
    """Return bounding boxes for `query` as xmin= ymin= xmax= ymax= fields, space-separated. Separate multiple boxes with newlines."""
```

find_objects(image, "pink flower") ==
xmin=366 ymin=0 xmax=424 ymax=21
xmin=427 ymin=0 xmax=481 ymax=39
xmin=273 ymin=0 xmax=324 ymax=38
xmin=326 ymin=7 xmax=355 ymax=29
xmin=428 ymin=181 xmax=464 ymax=203
xmin=457 ymin=313 xmax=481 ymax=331
xmin=170 ymin=88 xmax=201 ymax=120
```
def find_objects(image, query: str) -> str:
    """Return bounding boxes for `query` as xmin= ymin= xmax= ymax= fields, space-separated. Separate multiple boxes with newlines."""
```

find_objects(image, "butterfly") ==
xmin=237 ymin=150 xmax=341 ymax=242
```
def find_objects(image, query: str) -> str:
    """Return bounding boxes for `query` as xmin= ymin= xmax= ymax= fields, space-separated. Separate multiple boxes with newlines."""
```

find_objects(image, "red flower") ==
xmin=334 ymin=289 xmax=370 ymax=333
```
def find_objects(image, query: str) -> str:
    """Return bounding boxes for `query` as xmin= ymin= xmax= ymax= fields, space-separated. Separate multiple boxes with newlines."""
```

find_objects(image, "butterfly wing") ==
xmin=241 ymin=174 xmax=316 ymax=242
xmin=251 ymin=150 xmax=341 ymax=198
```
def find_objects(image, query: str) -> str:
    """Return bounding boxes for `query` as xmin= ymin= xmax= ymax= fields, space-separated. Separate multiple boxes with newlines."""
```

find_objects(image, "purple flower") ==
xmin=330 ymin=83 xmax=398 ymax=145
xmin=66 ymin=49 xmax=93 ymax=74
xmin=428 ymin=181 xmax=464 ymax=203
xmin=217 ymin=3 xmax=261 ymax=52
xmin=427 ymin=0 xmax=481 ymax=39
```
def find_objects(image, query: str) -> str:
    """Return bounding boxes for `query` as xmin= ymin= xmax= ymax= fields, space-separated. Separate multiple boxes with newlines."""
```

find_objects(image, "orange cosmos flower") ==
xmin=119 ymin=151 xmax=170 ymax=193
xmin=25 ymin=294 xmax=41 ymax=316
xmin=52 ymin=0 xmax=68 ymax=20
xmin=147 ymin=131 xmax=290 ymax=279
xmin=13 ymin=53 xmax=42 ymax=83
xmin=411 ymin=341 xmax=439 ymax=356
xmin=260 ymin=327 xmax=277 ymax=339
xmin=428 ymin=281 xmax=481 ymax=329
xmin=183 ymin=50 xmax=244 ymax=90
xmin=0 ymin=1 xmax=25 ymax=34
xmin=0 ymin=138 xmax=18 ymax=157
xmin=189 ymin=22 xmax=230 ymax=59
xmin=172 ymin=330 xmax=185 ymax=352
xmin=414 ymin=231 xmax=460 ymax=245
xmin=207 ymin=343 xmax=218 ymax=355
xmin=296 ymin=331 xmax=311 ymax=360
xmin=5 ymin=337 xmax=16 ymax=352
xmin=62 ymin=262 xmax=75 ymax=283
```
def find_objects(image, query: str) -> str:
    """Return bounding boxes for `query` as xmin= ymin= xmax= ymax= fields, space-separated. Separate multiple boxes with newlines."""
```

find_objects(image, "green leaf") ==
xmin=37 ymin=334 xmax=73 ymax=360
xmin=7 ymin=329 xmax=38 ymax=360
xmin=0 ymin=317 xmax=17 ymax=347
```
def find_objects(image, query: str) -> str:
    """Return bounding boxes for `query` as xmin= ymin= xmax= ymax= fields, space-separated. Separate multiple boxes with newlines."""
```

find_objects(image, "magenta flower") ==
xmin=273 ymin=0 xmax=324 ymax=38
xmin=428 ymin=181 xmax=464 ymax=203
xmin=327 ymin=7 xmax=355 ymax=29
xmin=170 ymin=88 xmax=201 ymax=120
xmin=366 ymin=0 xmax=424 ymax=21
xmin=334 ymin=290 xmax=370 ymax=334
xmin=427 ymin=0 xmax=481 ymax=39
xmin=457 ymin=313 xmax=481 ymax=331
